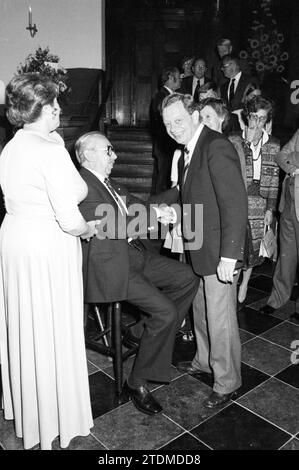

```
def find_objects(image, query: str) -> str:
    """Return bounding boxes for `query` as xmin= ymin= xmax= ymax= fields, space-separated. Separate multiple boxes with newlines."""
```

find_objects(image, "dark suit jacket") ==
xmin=180 ymin=75 xmax=211 ymax=97
xmin=150 ymin=87 xmax=177 ymax=193
xmin=79 ymin=167 xmax=156 ymax=303
xmin=209 ymin=54 xmax=252 ymax=87
xmin=151 ymin=126 xmax=248 ymax=276
xmin=220 ymin=73 xmax=258 ymax=111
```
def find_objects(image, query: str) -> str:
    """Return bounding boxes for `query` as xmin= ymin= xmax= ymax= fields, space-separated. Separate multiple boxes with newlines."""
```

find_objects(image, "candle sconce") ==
xmin=26 ymin=22 xmax=38 ymax=38
xmin=26 ymin=7 xmax=38 ymax=38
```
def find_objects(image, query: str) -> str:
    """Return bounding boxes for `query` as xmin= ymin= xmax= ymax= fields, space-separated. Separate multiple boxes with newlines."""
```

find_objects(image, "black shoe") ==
xmin=177 ymin=361 xmax=210 ymax=376
xmin=122 ymin=329 xmax=140 ymax=349
xmin=237 ymin=300 xmax=245 ymax=311
xmin=259 ymin=305 xmax=275 ymax=315
xmin=123 ymin=381 xmax=162 ymax=415
xmin=203 ymin=390 xmax=238 ymax=409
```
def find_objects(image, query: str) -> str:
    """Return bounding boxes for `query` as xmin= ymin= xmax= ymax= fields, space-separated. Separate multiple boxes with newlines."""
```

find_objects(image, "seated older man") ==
xmin=75 ymin=131 xmax=198 ymax=416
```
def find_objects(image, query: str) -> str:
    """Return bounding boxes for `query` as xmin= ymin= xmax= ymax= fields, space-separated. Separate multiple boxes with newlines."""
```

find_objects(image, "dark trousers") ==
xmin=127 ymin=245 xmax=198 ymax=382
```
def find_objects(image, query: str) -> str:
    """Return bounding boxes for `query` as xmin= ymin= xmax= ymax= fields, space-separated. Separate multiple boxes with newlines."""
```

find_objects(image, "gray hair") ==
xmin=75 ymin=131 xmax=104 ymax=166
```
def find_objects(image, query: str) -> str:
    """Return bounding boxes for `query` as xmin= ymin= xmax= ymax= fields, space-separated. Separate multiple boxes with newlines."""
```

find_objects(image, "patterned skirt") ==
xmin=244 ymin=181 xmax=267 ymax=268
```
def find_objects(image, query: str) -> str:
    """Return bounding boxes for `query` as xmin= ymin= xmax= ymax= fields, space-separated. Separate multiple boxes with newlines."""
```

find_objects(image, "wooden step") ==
xmin=107 ymin=126 xmax=152 ymax=142
xmin=110 ymin=140 xmax=153 ymax=153
xmin=112 ymin=164 xmax=153 ymax=177
xmin=111 ymin=177 xmax=152 ymax=193
xmin=115 ymin=152 xmax=154 ymax=165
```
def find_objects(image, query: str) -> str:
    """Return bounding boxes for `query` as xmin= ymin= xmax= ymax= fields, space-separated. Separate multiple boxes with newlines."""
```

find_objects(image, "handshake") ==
xmin=156 ymin=205 xmax=176 ymax=226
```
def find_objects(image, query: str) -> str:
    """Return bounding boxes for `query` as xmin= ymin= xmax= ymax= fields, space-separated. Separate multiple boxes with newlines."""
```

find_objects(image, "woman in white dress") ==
xmin=0 ymin=73 xmax=97 ymax=449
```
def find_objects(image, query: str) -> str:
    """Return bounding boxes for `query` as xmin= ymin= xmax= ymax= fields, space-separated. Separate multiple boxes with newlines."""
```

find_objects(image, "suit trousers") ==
xmin=191 ymin=273 xmax=242 ymax=394
xmin=126 ymin=245 xmax=198 ymax=383
xmin=268 ymin=194 xmax=299 ymax=311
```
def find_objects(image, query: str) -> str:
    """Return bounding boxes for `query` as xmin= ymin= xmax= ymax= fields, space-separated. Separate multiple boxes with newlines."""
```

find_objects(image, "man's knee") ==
xmin=147 ymin=298 xmax=177 ymax=334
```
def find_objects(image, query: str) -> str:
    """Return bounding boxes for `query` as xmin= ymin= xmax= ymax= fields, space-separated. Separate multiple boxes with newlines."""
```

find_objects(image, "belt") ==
xmin=128 ymin=238 xmax=145 ymax=252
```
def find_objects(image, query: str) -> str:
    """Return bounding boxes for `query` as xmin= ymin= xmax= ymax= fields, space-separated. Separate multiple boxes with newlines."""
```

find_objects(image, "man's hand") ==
xmin=264 ymin=209 xmax=273 ymax=226
xmin=217 ymin=259 xmax=237 ymax=283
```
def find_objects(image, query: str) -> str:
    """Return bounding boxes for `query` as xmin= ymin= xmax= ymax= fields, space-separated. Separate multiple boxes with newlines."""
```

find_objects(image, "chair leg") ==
xmin=94 ymin=305 xmax=109 ymax=347
xmin=112 ymin=302 xmax=123 ymax=398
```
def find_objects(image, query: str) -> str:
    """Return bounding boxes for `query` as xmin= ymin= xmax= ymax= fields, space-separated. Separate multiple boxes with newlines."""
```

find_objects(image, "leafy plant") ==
xmin=17 ymin=46 xmax=68 ymax=95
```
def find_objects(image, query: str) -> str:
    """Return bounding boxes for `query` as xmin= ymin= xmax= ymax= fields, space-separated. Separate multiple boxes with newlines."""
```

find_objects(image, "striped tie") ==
xmin=104 ymin=177 xmax=126 ymax=215
xmin=182 ymin=146 xmax=190 ymax=186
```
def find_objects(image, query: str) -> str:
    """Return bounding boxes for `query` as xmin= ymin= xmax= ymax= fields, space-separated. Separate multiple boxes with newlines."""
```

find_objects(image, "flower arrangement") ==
xmin=239 ymin=0 xmax=289 ymax=79
xmin=17 ymin=46 xmax=68 ymax=95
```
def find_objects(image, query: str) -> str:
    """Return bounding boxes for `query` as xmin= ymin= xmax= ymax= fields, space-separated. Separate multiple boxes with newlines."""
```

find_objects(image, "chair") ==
xmin=84 ymin=302 xmax=138 ymax=399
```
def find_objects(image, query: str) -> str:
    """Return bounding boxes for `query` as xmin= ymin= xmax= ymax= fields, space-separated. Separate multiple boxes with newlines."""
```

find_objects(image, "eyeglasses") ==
xmin=97 ymin=145 xmax=114 ymax=156
xmin=249 ymin=113 xmax=267 ymax=123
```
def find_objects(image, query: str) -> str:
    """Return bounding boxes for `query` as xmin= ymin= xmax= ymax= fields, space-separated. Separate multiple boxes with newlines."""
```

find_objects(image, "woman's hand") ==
xmin=244 ymin=125 xmax=257 ymax=144
xmin=81 ymin=220 xmax=99 ymax=241
xmin=264 ymin=210 xmax=273 ymax=226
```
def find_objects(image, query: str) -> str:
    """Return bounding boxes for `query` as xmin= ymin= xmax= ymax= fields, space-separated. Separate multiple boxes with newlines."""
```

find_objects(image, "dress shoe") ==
xmin=123 ymin=381 xmax=162 ymax=415
xmin=177 ymin=361 xmax=210 ymax=376
xmin=203 ymin=390 xmax=238 ymax=409
xmin=259 ymin=304 xmax=275 ymax=315
xmin=122 ymin=329 xmax=140 ymax=349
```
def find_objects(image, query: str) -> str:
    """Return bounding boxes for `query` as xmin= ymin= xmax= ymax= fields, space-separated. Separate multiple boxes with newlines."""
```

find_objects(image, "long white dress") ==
xmin=0 ymin=129 xmax=93 ymax=449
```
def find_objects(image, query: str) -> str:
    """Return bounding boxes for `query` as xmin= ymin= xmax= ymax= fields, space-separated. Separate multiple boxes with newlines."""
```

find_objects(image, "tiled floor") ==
xmin=1 ymin=259 xmax=299 ymax=450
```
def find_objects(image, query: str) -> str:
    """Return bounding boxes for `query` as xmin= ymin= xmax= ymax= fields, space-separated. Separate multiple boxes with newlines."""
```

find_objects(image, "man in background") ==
xmin=150 ymin=66 xmax=181 ymax=194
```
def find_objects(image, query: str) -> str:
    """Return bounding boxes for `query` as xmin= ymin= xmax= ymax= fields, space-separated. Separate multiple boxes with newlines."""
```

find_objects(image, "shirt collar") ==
xmin=86 ymin=167 xmax=106 ymax=183
xmin=184 ymin=122 xmax=205 ymax=158
xmin=231 ymin=71 xmax=242 ymax=83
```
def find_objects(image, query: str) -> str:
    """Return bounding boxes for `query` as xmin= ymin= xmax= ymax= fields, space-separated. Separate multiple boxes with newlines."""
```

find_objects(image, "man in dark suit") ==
xmin=150 ymin=66 xmax=181 ymax=194
xmin=220 ymin=54 xmax=258 ymax=112
xmin=158 ymin=93 xmax=247 ymax=408
xmin=209 ymin=38 xmax=252 ymax=87
xmin=180 ymin=57 xmax=211 ymax=102
xmin=75 ymin=131 xmax=198 ymax=416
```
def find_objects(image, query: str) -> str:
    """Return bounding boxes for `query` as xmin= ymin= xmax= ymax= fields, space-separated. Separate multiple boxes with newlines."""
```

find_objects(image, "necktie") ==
xmin=182 ymin=146 xmax=190 ymax=185
xmin=194 ymin=79 xmax=201 ymax=103
xmin=228 ymin=78 xmax=235 ymax=103
xmin=104 ymin=177 xmax=126 ymax=215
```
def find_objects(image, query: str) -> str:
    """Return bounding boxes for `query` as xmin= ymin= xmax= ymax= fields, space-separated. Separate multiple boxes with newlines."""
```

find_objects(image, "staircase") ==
xmin=107 ymin=126 xmax=154 ymax=201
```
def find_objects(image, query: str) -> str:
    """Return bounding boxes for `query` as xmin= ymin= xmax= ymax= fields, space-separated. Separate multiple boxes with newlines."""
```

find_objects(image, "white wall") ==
xmin=0 ymin=0 xmax=105 ymax=102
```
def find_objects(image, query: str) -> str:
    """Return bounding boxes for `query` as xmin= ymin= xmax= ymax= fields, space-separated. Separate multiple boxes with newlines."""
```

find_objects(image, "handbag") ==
xmin=259 ymin=224 xmax=277 ymax=259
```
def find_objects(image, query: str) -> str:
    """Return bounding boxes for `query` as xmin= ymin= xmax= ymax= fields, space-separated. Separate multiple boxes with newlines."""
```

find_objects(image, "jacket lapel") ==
xmin=182 ymin=126 xmax=209 ymax=197
xmin=80 ymin=167 xmax=120 ymax=211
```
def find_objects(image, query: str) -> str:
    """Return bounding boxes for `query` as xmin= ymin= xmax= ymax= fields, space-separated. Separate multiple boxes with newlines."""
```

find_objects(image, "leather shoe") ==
xmin=177 ymin=361 xmax=210 ymax=376
xmin=122 ymin=329 xmax=140 ymax=349
xmin=123 ymin=381 xmax=162 ymax=415
xmin=259 ymin=305 xmax=275 ymax=315
xmin=203 ymin=390 xmax=238 ymax=409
